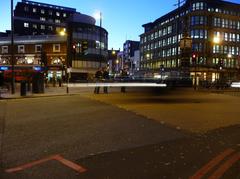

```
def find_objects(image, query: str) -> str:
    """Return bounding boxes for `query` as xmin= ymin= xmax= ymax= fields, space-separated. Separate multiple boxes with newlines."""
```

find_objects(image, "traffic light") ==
xmin=219 ymin=59 xmax=223 ymax=70
xmin=81 ymin=41 xmax=88 ymax=55
xmin=192 ymin=53 xmax=197 ymax=65
xmin=72 ymin=44 xmax=76 ymax=54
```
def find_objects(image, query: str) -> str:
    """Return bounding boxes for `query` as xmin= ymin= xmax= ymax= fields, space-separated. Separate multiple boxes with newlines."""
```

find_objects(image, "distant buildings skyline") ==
xmin=1 ymin=0 xmax=239 ymax=50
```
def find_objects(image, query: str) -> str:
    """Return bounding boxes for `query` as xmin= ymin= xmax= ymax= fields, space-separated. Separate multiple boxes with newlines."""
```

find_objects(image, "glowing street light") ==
xmin=59 ymin=30 xmax=66 ymax=36
xmin=11 ymin=0 xmax=15 ymax=94
xmin=227 ymin=54 xmax=232 ymax=58
xmin=58 ymin=29 xmax=69 ymax=93
xmin=213 ymin=36 xmax=220 ymax=44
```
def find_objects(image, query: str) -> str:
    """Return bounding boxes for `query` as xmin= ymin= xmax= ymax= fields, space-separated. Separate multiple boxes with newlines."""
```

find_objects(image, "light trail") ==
xmin=63 ymin=83 xmax=167 ymax=88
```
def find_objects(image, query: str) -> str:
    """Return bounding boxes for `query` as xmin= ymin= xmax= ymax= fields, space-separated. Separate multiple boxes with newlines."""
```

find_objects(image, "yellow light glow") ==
xmin=228 ymin=54 xmax=232 ymax=58
xmin=59 ymin=30 xmax=66 ymax=36
xmin=213 ymin=36 xmax=220 ymax=44
xmin=116 ymin=60 xmax=119 ymax=64
xmin=112 ymin=50 xmax=116 ymax=55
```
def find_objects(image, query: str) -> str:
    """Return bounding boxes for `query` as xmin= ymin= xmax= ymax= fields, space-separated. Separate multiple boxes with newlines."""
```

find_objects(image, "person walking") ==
xmin=120 ymin=68 xmax=128 ymax=93
xmin=94 ymin=68 xmax=103 ymax=94
xmin=103 ymin=67 xmax=110 ymax=93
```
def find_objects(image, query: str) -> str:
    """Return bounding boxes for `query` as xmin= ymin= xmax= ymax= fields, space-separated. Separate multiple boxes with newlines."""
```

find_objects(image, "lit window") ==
xmin=41 ymin=9 xmax=45 ymax=14
xmin=24 ymin=6 xmax=29 ymax=12
xmin=24 ymin=22 xmax=29 ymax=28
xmin=56 ymin=12 xmax=60 ymax=16
xmin=55 ymin=19 xmax=61 ymax=23
xmin=53 ymin=44 xmax=60 ymax=52
xmin=40 ymin=17 xmax=46 ymax=21
xmin=48 ymin=26 xmax=53 ymax=30
xmin=40 ymin=25 xmax=45 ymax=30
xmin=35 ymin=45 xmax=42 ymax=52
xmin=33 ymin=24 xmax=37 ymax=29
xmin=18 ymin=45 xmax=25 ymax=53
xmin=2 ymin=46 xmax=8 ymax=54
xmin=63 ymin=13 xmax=67 ymax=17
xmin=33 ymin=8 xmax=37 ymax=13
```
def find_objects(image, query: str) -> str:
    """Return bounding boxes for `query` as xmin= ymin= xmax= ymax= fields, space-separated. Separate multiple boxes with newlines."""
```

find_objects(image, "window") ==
xmin=191 ymin=16 xmax=207 ymax=26
xmin=213 ymin=18 xmax=221 ymax=27
xmin=24 ymin=22 xmax=29 ymax=28
xmin=33 ymin=24 xmax=37 ymax=29
xmin=18 ymin=45 xmax=25 ymax=53
xmin=2 ymin=46 xmax=8 ymax=54
xmin=224 ymin=33 xmax=228 ymax=41
xmin=56 ymin=12 xmax=60 ymax=16
xmin=41 ymin=9 xmax=45 ymax=14
xmin=48 ymin=26 xmax=53 ymax=31
xmin=40 ymin=25 xmax=45 ymax=30
xmin=33 ymin=8 xmax=37 ymax=13
xmin=40 ymin=17 xmax=46 ymax=21
xmin=35 ymin=45 xmax=42 ymax=53
xmin=167 ymin=26 xmax=172 ymax=34
xmin=24 ymin=6 xmax=29 ymax=12
xmin=53 ymin=44 xmax=60 ymax=52
xmin=55 ymin=19 xmax=61 ymax=23
xmin=63 ymin=13 xmax=67 ymax=17
xmin=49 ymin=10 xmax=53 ymax=15
xmin=192 ymin=2 xmax=205 ymax=11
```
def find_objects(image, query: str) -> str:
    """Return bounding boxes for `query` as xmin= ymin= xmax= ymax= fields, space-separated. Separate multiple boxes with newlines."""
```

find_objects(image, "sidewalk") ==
xmin=0 ymin=86 xmax=78 ymax=99
xmin=0 ymin=84 xmax=168 ymax=99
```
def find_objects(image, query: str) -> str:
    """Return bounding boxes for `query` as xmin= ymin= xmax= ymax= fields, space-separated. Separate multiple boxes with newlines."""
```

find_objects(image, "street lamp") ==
xmin=213 ymin=35 xmax=221 ymax=83
xmin=213 ymin=36 xmax=221 ymax=44
xmin=59 ymin=29 xmax=69 ymax=93
xmin=115 ymin=59 xmax=119 ymax=72
xmin=11 ymin=0 xmax=15 ymax=94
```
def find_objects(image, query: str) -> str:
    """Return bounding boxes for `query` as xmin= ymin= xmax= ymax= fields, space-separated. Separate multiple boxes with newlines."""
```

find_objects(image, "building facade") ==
xmin=14 ymin=0 xmax=76 ymax=36
xmin=0 ymin=35 xmax=67 ymax=81
xmin=0 ymin=0 xmax=108 ymax=81
xmin=123 ymin=40 xmax=140 ymax=73
xmin=107 ymin=49 xmax=120 ymax=74
xmin=140 ymin=0 xmax=240 ymax=85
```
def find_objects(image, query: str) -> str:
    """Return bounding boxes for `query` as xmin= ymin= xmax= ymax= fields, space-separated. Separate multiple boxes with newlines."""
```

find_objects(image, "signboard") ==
xmin=0 ymin=66 xmax=9 ymax=71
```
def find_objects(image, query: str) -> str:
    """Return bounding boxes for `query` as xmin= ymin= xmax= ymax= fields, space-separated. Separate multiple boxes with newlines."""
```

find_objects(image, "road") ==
xmin=0 ymin=92 xmax=239 ymax=178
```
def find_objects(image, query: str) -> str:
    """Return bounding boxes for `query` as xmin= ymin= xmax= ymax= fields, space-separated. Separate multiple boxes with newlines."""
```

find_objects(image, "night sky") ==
xmin=0 ymin=0 xmax=239 ymax=50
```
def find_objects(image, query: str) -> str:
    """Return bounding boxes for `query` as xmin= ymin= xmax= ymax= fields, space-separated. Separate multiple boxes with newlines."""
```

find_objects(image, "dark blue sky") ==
xmin=0 ymin=0 xmax=240 ymax=50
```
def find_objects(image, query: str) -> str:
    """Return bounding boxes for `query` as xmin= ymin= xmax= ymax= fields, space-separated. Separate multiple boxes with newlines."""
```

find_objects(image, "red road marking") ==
xmin=208 ymin=152 xmax=240 ymax=179
xmin=5 ymin=155 xmax=58 ymax=173
xmin=5 ymin=154 xmax=87 ymax=174
xmin=54 ymin=155 xmax=87 ymax=173
xmin=189 ymin=148 xmax=235 ymax=179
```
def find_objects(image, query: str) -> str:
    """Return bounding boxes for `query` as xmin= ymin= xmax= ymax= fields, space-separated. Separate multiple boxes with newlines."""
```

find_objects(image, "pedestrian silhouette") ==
xmin=103 ymin=67 xmax=110 ymax=93
xmin=94 ymin=68 xmax=103 ymax=94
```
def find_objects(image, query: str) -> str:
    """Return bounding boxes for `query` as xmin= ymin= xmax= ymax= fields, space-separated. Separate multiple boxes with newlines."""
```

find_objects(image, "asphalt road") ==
xmin=0 ymin=94 xmax=239 ymax=178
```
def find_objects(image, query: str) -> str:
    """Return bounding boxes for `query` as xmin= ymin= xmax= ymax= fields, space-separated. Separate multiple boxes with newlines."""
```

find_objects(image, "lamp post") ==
xmin=213 ymin=35 xmax=221 ymax=83
xmin=11 ymin=0 xmax=15 ymax=94
xmin=59 ymin=29 xmax=69 ymax=93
